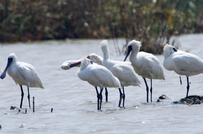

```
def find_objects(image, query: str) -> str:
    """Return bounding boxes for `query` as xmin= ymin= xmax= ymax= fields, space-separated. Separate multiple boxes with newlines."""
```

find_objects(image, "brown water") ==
xmin=1 ymin=35 xmax=203 ymax=133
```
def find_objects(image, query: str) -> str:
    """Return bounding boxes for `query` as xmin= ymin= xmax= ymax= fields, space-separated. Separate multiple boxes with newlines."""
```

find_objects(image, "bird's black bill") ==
xmin=124 ymin=45 xmax=132 ymax=61
xmin=0 ymin=58 xmax=13 ymax=79
xmin=69 ymin=61 xmax=81 ymax=68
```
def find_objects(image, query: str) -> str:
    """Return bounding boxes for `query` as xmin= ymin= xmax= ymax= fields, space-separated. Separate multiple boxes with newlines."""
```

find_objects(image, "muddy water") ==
xmin=1 ymin=35 xmax=203 ymax=133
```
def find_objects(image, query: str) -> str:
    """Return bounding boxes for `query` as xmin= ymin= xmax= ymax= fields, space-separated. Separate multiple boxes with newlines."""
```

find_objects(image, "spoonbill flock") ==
xmin=1 ymin=40 xmax=203 ymax=111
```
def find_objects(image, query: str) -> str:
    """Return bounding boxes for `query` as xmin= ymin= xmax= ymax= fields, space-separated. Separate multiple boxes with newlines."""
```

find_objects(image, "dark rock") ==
xmin=157 ymin=94 xmax=170 ymax=102
xmin=173 ymin=95 xmax=203 ymax=105
xmin=159 ymin=94 xmax=168 ymax=100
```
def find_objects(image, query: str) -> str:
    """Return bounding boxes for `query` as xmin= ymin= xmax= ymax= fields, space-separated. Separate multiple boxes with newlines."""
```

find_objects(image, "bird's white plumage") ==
xmin=87 ymin=53 xmax=103 ymax=65
xmin=77 ymin=58 xmax=121 ymax=89
xmin=100 ymin=40 xmax=141 ymax=87
xmin=163 ymin=44 xmax=203 ymax=76
xmin=124 ymin=40 xmax=165 ymax=102
xmin=0 ymin=53 xmax=43 ymax=108
xmin=127 ymin=40 xmax=165 ymax=80
xmin=2 ymin=53 xmax=43 ymax=88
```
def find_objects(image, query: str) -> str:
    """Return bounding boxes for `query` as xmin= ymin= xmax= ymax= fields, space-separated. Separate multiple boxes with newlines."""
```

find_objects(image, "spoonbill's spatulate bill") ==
xmin=100 ymin=40 xmax=141 ymax=108
xmin=61 ymin=59 xmax=82 ymax=70
xmin=70 ymin=57 xmax=121 ymax=111
xmin=61 ymin=53 xmax=109 ymax=102
xmin=0 ymin=53 xmax=44 ymax=108
xmin=163 ymin=44 xmax=203 ymax=97
xmin=61 ymin=53 xmax=103 ymax=70
xmin=124 ymin=40 xmax=165 ymax=102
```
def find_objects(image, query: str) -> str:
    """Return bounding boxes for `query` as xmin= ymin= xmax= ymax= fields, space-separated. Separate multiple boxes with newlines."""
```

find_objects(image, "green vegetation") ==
xmin=0 ymin=0 xmax=203 ymax=53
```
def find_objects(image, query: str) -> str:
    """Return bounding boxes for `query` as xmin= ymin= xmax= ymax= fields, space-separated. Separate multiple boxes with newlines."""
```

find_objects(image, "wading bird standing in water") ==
xmin=69 ymin=57 xmax=121 ymax=111
xmin=163 ymin=44 xmax=203 ymax=97
xmin=0 ymin=53 xmax=44 ymax=108
xmin=100 ymin=40 xmax=141 ymax=108
xmin=61 ymin=53 xmax=109 ymax=102
xmin=124 ymin=40 xmax=165 ymax=102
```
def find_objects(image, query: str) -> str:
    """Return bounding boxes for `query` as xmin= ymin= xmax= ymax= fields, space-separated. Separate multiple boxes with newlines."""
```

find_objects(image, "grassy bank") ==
xmin=0 ymin=0 xmax=203 ymax=53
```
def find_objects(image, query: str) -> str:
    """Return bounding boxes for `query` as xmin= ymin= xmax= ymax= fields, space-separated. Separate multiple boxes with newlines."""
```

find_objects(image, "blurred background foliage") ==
xmin=0 ymin=0 xmax=203 ymax=53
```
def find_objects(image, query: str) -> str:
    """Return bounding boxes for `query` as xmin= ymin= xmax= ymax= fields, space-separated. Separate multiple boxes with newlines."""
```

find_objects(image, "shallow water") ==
xmin=1 ymin=35 xmax=203 ymax=133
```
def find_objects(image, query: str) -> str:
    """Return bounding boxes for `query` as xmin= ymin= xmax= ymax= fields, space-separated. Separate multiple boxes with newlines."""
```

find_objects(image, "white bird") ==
xmin=87 ymin=53 xmax=103 ymax=65
xmin=124 ymin=40 xmax=165 ymax=102
xmin=61 ymin=53 xmax=109 ymax=102
xmin=70 ymin=57 xmax=121 ymax=110
xmin=0 ymin=53 xmax=44 ymax=108
xmin=163 ymin=44 xmax=203 ymax=97
xmin=100 ymin=40 xmax=141 ymax=107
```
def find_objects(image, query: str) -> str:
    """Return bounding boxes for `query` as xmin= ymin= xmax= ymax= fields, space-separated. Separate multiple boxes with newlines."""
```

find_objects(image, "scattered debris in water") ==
xmin=173 ymin=95 xmax=203 ymax=105
xmin=10 ymin=106 xmax=17 ymax=110
xmin=157 ymin=94 xmax=170 ymax=102
xmin=19 ymin=124 xmax=25 ymax=128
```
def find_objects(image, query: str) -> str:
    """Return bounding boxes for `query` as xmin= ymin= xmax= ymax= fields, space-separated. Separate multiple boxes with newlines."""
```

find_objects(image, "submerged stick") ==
xmin=33 ymin=96 xmax=35 ymax=113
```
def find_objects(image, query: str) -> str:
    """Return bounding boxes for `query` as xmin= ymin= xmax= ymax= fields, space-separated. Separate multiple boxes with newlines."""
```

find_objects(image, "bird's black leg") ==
xmin=143 ymin=77 xmax=149 ymax=102
xmin=105 ymin=87 xmax=108 ymax=102
xmin=150 ymin=79 xmax=152 ymax=102
xmin=122 ymin=87 xmax=125 ymax=108
xmin=186 ymin=77 xmax=190 ymax=97
xmin=20 ymin=85 xmax=24 ymax=108
xmin=27 ymin=86 xmax=31 ymax=108
xmin=179 ymin=76 xmax=182 ymax=85
xmin=118 ymin=88 xmax=122 ymax=108
xmin=99 ymin=87 xmax=103 ymax=110
xmin=95 ymin=87 xmax=99 ymax=110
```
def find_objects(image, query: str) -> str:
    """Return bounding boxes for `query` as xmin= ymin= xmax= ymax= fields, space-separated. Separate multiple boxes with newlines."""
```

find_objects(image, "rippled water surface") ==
xmin=1 ymin=35 xmax=203 ymax=133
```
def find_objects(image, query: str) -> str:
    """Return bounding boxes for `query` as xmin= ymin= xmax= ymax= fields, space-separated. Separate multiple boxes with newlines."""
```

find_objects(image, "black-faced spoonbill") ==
xmin=124 ymin=40 xmax=165 ymax=102
xmin=69 ymin=57 xmax=121 ymax=111
xmin=0 ymin=53 xmax=44 ymax=108
xmin=163 ymin=44 xmax=203 ymax=97
xmin=100 ymin=40 xmax=141 ymax=108
xmin=61 ymin=53 xmax=109 ymax=102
